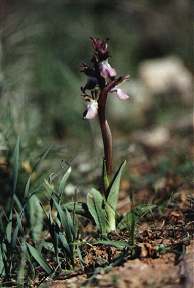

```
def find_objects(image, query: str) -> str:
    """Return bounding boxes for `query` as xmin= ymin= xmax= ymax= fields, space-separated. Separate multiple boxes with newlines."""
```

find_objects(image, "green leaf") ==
xmin=94 ymin=240 xmax=128 ymax=249
xmin=58 ymin=232 xmax=71 ymax=255
xmin=118 ymin=211 xmax=135 ymax=230
xmin=134 ymin=204 xmax=156 ymax=218
xmin=117 ymin=211 xmax=136 ymax=245
xmin=12 ymin=136 xmax=20 ymax=198
xmin=87 ymin=188 xmax=109 ymax=235
xmin=9 ymin=136 xmax=20 ymax=212
xmin=13 ymin=194 xmax=23 ymax=211
xmin=27 ymin=243 xmax=52 ymax=274
xmin=155 ymin=244 xmax=169 ymax=254
xmin=44 ymin=178 xmax=55 ymax=197
xmin=102 ymin=160 xmax=109 ymax=191
xmin=17 ymin=241 xmax=27 ymax=285
xmin=0 ymin=244 xmax=5 ymax=276
xmin=6 ymin=211 xmax=13 ymax=243
xmin=130 ymin=212 xmax=136 ymax=246
xmin=58 ymin=166 xmax=71 ymax=201
xmin=63 ymin=202 xmax=90 ymax=218
xmin=0 ymin=211 xmax=4 ymax=235
xmin=28 ymin=195 xmax=43 ymax=241
xmin=107 ymin=161 xmax=126 ymax=211
xmin=41 ymin=242 xmax=55 ymax=253
xmin=104 ymin=202 xmax=116 ymax=231
xmin=24 ymin=175 xmax=32 ymax=199
xmin=64 ymin=208 xmax=76 ymax=242
xmin=53 ymin=199 xmax=75 ymax=243
xmin=12 ymin=211 xmax=22 ymax=248
xmin=32 ymin=145 xmax=53 ymax=171
xmin=0 ymin=242 xmax=9 ymax=277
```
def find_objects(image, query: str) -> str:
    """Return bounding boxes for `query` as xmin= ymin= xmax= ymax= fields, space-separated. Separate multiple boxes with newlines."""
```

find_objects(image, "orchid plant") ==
xmin=69 ymin=37 xmax=130 ymax=235
xmin=81 ymin=37 xmax=129 ymax=182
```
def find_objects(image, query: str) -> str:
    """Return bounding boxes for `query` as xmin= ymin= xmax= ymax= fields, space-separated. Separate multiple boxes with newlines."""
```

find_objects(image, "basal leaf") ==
xmin=87 ymin=188 xmax=108 ymax=235
xmin=27 ymin=243 xmax=52 ymax=274
xmin=102 ymin=160 xmax=109 ymax=191
xmin=107 ymin=160 xmax=126 ymax=211
xmin=104 ymin=202 xmax=116 ymax=231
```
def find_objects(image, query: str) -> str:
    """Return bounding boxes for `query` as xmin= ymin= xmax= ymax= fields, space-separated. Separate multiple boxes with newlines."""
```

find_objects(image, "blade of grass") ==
xmin=32 ymin=145 xmax=53 ymax=171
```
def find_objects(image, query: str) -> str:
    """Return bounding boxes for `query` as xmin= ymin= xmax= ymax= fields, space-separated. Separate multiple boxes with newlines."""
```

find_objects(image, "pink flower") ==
xmin=110 ymin=75 xmax=130 ymax=100
xmin=99 ymin=60 xmax=117 ymax=79
xmin=111 ymin=87 xmax=129 ymax=100
xmin=83 ymin=100 xmax=98 ymax=119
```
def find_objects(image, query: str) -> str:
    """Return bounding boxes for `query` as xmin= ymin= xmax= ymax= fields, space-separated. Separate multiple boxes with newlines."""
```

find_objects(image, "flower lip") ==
xmin=83 ymin=99 xmax=98 ymax=119
xmin=112 ymin=88 xmax=129 ymax=100
xmin=110 ymin=75 xmax=130 ymax=100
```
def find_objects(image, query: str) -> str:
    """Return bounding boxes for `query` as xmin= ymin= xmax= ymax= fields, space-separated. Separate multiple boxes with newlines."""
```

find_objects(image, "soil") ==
xmin=46 ymin=150 xmax=194 ymax=288
xmin=47 ymin=242 xmax=194 ymax=288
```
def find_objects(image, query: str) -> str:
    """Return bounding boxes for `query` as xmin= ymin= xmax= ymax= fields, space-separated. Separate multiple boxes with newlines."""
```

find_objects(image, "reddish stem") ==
xmin=97 ymin=78 xmax=124 ymax=179
xmin=98 ymin=100 xmax=112 ymax=177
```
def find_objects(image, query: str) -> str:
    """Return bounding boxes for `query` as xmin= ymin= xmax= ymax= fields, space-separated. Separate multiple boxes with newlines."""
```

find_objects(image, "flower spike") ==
xmin=80 ymin=37 xmax=130 ymax=179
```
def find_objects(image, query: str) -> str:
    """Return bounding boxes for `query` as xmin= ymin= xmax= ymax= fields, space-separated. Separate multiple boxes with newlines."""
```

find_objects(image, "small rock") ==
xmin=134 ymin=127 xmax=170 ymax=148
xmin=139 ymin=56 xmax=193 ymax=104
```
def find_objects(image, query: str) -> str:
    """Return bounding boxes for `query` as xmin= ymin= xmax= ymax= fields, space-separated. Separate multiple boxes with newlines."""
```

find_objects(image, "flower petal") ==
xmin=84 ymin=100 xmax=98 ymax=119
xmin=100 ymin=64 xmax=109 ymax=79
xmin=100 ymin=60 xmax=117 ymax=79
xmin=112 ymin=88 xmax=129 ymax=100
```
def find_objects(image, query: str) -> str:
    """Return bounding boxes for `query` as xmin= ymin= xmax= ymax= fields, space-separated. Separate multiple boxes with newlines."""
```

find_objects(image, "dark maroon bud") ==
xmin=90 ymin=37 xmax=109 ymax=61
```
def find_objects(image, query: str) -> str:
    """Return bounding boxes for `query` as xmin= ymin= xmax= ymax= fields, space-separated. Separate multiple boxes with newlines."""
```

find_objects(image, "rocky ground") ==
xmin=44 ymin=122 xmax=194 ymax=288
